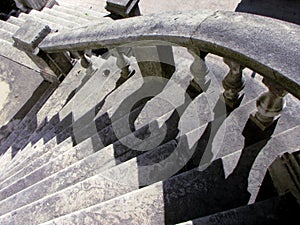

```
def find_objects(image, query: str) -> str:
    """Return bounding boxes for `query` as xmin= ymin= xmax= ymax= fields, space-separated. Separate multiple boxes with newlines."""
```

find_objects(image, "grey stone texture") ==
xmin=0 ymin=56 xmax=43 ymax=128
xmin=0 ymin=1 xmax=299 ymax=225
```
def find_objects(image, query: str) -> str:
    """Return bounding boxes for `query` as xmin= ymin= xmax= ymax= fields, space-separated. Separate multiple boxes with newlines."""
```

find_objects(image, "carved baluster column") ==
xmin=250 ymin=78 xmax=287 ymax=130
xmin=78 ymin=51 xmax=92 ymax=68
xmin=77 ymin=50 xmax=97 ymax=76
xmin=222 ymin=58 xmax=245 ymax=108
xmin=111 ymin=48 xmax=134 ymax=85
xmin=188 ymin=48 xmax=210 ymax=93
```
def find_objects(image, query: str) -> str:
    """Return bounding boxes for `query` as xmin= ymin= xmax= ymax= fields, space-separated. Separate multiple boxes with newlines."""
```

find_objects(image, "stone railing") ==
xmin=12 ymin=10 xmax=300 ymax=131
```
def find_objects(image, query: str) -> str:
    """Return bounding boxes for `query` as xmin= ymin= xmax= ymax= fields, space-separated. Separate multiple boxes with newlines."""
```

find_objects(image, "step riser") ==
xmin=0 ymin=29 xmax=13 ymax=43
xmin=0 ymin=83 xmax=56 ymax=156
xmin=29 ymin=10 xmax=78 ymax=28
xmin=0 ymin=62 xmax=87 ymax=179
xmin=0 ymin=107 xmax=190 ymax=215
xmin=29 ymin=124 xmax=300 ymax=225
xmin=0 ymin=102 xmax=146 ymax=191
xmin=0 ymin=135 xmax=69 ymax=185
xmin=52 ymin=5 xmax=105 ymax=21
xmin=0 ymin=137 xmax=73 ymax=190
xmin=1 ymin=96 xmax=216 ymax=218
xmin=42 ymin=8 xmax=90 ymax=25
xmin=0 ymin=107 xmax=176 ymax=203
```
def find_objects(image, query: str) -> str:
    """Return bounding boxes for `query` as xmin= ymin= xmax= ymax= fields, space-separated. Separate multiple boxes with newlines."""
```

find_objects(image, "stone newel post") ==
xmin=12 ymin=19 xmax=73 ymax=83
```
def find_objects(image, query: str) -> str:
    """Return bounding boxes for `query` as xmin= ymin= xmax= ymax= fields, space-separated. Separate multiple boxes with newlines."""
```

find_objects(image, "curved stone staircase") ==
xmin=0 ymin=0 xmax=300 ymax=224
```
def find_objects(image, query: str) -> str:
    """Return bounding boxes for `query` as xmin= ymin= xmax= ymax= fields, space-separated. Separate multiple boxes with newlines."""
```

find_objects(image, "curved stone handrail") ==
xmin=39 ymin=10 xmax=300 ymax=99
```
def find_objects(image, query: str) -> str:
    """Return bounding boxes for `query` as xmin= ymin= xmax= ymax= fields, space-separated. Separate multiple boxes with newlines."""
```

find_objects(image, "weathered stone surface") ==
xmin=6 ymin=16 xmax=25 ymax=27
xmin=18 ymin=12 xmax=67 ymax=31
xmin=13 ymin=18 xmax=51 ymax=52
xmin=0 ymin=137 xmax=73 ymax=190
xmin=0 ymin=4 xmax=300 ymax=225
xmin=0 ymin=134 xmax=67 ymax=183
xmin=0 ymin=55 xmax=43 ymax=128
xmin=106 ymin=0 xmax=140 ymax=17
xmin=0 ymin=29 xmax=14 ymax=43
xmin=193 ymin=11 xmax=300 ymax=99
xmin=52 ymin=5 xmax=106 ymax=21
xmin=41 ymin=7 xmax=90 ymax=25
xmin=0 ymin=80 xmax=56 ymax=156
xmin=40 ymin=11 xmax=300 ymax=101
xmin=42 ymin=182 xmax=165 ymax=225
xmin=14 ymin=0 xmax=48 ymax=11
xmin=0 ymin=20 xmax=19 ymax=34
xmin=179 ymin=193 xmax=299 ymax=225
xmin=248 ymin=125 xmax=300 ymax=203
xmin=56 ymin=0 xmax=107 ymax=13
xmin=29 ymin=9 xmax=78 ymax=28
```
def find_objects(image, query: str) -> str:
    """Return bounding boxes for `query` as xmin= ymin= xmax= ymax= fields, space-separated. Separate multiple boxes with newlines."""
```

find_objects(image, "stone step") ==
xmin=0 ymin=60 xmax=87 ymax=181
xmin=52 ymin=4 xmax=106 ymax=21
xmin=57 ymin=55 xmax=120 ymax=123
xmin=0 ymin=67 xmax=212 ymax=212
xmin=0 ymin=29 xmax=13 ymax=43
xmin=57 ymin=0 xmax=108 ymax=14
xmin=0 ymin=20 xmax=19 ymax=34
xmin=0 ymin=48 xmax=269 ymax=187
xmin=28 ymin=125 xmax=299 ymax=225
xmin=0 ymin=40 xmax=38 ymax=72
xmin=0 ymin=52 xmax=195 ymax=185
xmin=41 ymin=7 xmax=91 ymax=26
xmin=26 ymin=57 xmax=104 ymax=145
xmin=0 ymin=135 xmax=74 ymax=191
xmin=9 ymin=47 xmax=197 ymax=160
xmin=0 ymin=139 xmax=43 ymax=176
xmin=0 ymin=134 xmax=73 ymax=185
xmin=31 ymin=49 xmax=198 ymax=150
xmin=0 ymin=99 xmax=146 ymax=193
xmin=21 ymin=57 xmax=118 ymax=150
xmin=6 ymin=16 xmax=25 ymax=27
xmin=29 ymin=9 xmax=79 ymax=28
xmin=0 ymin=81 xmax=57 ymax=158
xmin=178 ymin=193 xmax=299 ymax=225
xmin=0 ymin=104 xmax=152 ymax=214
xmin=18 ymin=12 xmax=67 ymax=31
xmin=0 ymin=91 xmax=299 ymax=221
xmin=0 ymin=148 xmax=12 ymax=173
xmin=0 ymin=119 xmax=204 ymax=222
xmin=0 ymin=57 xmax=102 ymax=178
xmin=0 ymin=62 xmax=195 ymax=199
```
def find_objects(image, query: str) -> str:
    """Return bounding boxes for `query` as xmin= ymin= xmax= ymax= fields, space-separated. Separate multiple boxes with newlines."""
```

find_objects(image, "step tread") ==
xmin=18 ymin=12 xmax=67 ymax=31
xmin=29 ymin=9 xmax=79 ymax=28
xmin=41 ymin=7 xmax=91 ymax=25
xmin=52 ymin=4 xmax=105 ymax=21
xmin=6 ymin=16 xmax=25 ymax=27
xmin=0 ymin=29 xmax=13 ymax=43
xmin=0 ymin=20 xmax=19 ymax=33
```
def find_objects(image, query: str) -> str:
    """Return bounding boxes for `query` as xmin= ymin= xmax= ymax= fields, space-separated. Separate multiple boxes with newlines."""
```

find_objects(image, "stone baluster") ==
xmin=13 ymin=19 xmax=73 ymax=83
xmin=250 ymin=77 xmax=287 ymax=130
xmin=78 ymin=51 xmax=92 ymax=69
xmin=188 ymin=47 xmax=210 ymax=92
xmin=112 ymin=48 xmax=133 ymax=83
xmin=77 ymin=50 xmax=97 ymax=76
xmin=222 ymin=58 xmax=245 ymax=108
